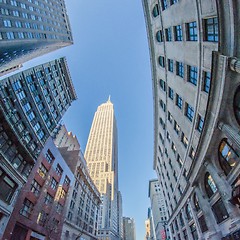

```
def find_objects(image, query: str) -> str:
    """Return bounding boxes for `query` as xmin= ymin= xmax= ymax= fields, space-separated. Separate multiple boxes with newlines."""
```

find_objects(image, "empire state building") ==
xmin=84 ymin=97 xmax=122 ymax=240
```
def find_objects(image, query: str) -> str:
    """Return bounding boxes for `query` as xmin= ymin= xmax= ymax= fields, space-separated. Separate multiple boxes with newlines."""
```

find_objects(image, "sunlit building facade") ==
xmin=84 ymin=97 xmax=122 ymax=240
xmin=143 ymin=0 xmax=240 ymax=239
xmin=0 ymin=0 xmax=73 ymax=74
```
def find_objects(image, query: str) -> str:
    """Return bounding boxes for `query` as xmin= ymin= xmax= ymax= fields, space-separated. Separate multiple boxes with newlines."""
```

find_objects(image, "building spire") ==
xmin=108 ymin=95 xmax=111 ymax=102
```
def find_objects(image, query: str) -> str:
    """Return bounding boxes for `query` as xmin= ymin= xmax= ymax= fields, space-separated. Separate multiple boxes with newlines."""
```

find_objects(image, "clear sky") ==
xmin=20 ymin=0 xmax=156 ymax=239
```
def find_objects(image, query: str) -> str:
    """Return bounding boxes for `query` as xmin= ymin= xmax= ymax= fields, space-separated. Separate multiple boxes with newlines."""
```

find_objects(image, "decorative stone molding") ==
xmin=229 ymin=57 xmax=240 ymax=73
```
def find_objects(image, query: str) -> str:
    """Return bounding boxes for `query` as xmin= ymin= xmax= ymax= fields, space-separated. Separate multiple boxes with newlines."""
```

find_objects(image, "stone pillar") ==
xmin=188 ymin=199 xmax=203 ymax=240
xmin=194 ymin=185 xmax=222 ymax=239
xmin=218 ymin=122 xmax=240 ymax=149
xmin=229 ymin=57 xmax=240 ymax=74
xmin=204 ymin=161 xmax=240 ymax=225
xmin=181 ymin=208 xmax=193 ymax=240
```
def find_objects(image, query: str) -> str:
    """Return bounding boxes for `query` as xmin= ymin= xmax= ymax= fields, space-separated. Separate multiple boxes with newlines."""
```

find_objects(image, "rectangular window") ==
xmin=55 ymin=164 xmax=63 ymax=176
xmin=50 ymin=177 xmax=58 ymax=190
xmin=45 ymin=150 xmax=54 ymax=163
xmin=37 ymin=210 xmax=48 ymax=226
xmin=181 ymin=133 xmax=189 ymax=148
xmin=198 ymin=215 xmax=208 ymax=233
xmin=20 ymin=198 xmax=34 ymax=218
xmin=197 ymin=115 xmax=204 ymax=132
xmin=203 ymin=71 xmax=211 ymax=93
xmin=37 ymin=164 xmax=47 ymax=179
xmin=161 ymin=0 xmax=168 ymax=10
xmin=6 ymin=32 xmax=14 ymax=39
xmin=172 ymin=142 xmax=177 ymax=155
xmin=0 ymin=168 xmax=17 ymax=203
xmin=165 ymin=27 xmax=172 ymax=41
xmin=174 ymin=121 xmax=181 ymax=135
xmin=177 ymin=155 xmax=183 ymax=168
xmin=159 ymin=56 xmax=165 ymax=67
xmin=168 ymin=59 xmax=174 ymax=72
xmin=174 ymin=25 xmax=182 ymax=41
xmin=159 ymin=79 xmax=166 ymax=91
xmin=189 ymin=147 xmax=196 ymax=160
xmin=188 ymin=66 xmax=198 ymax=85
xmin=176 ymin=94 xmax=183 ymax=109
xmin=187 ymin=21 xmax=198 ymax=41
xmin=30 ymin=179 xmax=41 ymax=196
xmin=64 ymin=176 xmax=70 ymax=186
xmin=204 ymin=17 xmax=218 ymax=42
xmin=170 ymin=0 xmax=178 ymax=5
xmin=168 ymin=111 xmax=173 ymax=123
xmin=44 ymin=193 xmax=53 ymax=205
xmin=190 ymin=223 xmax=198 ymax=239
xmin=185 ymin=103 xmax=194 ymax=121
xmin=168 ymin=87 xmax=174 ymax=100
xmin=176 ymin=61 xmax=184 ymax=78
xmin=212 ymin=199 xmax=229 ymax=223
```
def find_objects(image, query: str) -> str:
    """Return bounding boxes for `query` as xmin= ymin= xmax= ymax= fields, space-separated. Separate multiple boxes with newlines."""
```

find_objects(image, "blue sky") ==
xmin=23 ymin=0 xmax=156 ymax=238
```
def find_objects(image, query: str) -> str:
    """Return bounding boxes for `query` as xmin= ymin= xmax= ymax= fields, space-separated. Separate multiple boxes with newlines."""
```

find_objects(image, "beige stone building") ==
xmin=142 ymin=0 xmax=240 ymax=239
xmin=84 ymin=97 xmax=122 ymax=240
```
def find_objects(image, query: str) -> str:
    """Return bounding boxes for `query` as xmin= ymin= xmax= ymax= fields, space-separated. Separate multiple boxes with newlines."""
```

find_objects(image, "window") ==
xmin=179 ymin=213 xmax=184 ymax=227
xmin=161 ymin=0 xmax=168 ymax=10
xmin=212 ymin=199 xmax=229 ymax=223
xmin=219 ymin=139 xmax=239 ymax=176
xmin=183 ymin=229 xmax=188 ymax=240
xmin=45 ymin=150 xmax=54 ymax=163
xmin=185 ymin=204 xmax=192 ymax=220
xmin=20 ymin=198 xmax=34 ymax=218
xmin=168 ymin=59 xmax=173 ymax=72
xmin=50 ymin=177 xmax=58 ymax=190
xmin=198 ymin=215 xmax=208 ymax=233
xmin=172 ymin=142 xmax=177 ymax=155
xmin=159 ymin=100 xmax=166 ymax=112
xmin=196 ymin=115 xmax=204 ymax=132
xmin=176 ymin=61 xmax=184 ymax=78
xmin=37 ymin=164 xmax=47 ymax=178
xmin=174 ymin=121 xmax=181 ymax=135
xmin=205 ymin=172 xmax=217 ymax=198
xmin=168 ymin=87 xmax=174 ymax=100
xmin=174 ymin=25 xmax=182 ymax=41
xmin=64 ymin=176 xmax=70 ymax=186
xmin=233 ymin=87 xmax=240 ymax=127
xmin=176 ymin=94 xmax=183 ymax=109
xmin=187 ymin=21 xmax=198 ymax=41
xmin=189 ymin=147 xmax=196 ymax=160
xmin=44 ymin=193 xmax=53 ymax=205
xmin=204 ymin=17 xmax=218 ymax=42
xmin=6 ymin=32 xmax=14 ymax=39
xmin=170 ymin=0 xmax=178 ymax=5
xmin=190 ymin=223 xmax=198 ymax=240
xmin=177 ymin=155 xmax=183 ymax=168
xmin=55 ymin=164 xmax=63 ymax=176
xmin=158 ymin=56 xmax=165 ymax=67
xmin=203 ymin=71 xmax=211 ymax=93
xmin=0 ymin=168 xmax=17 ymax=203
xmin=37 ymin=211 xmax=48 ymax=226
xmin=188 ymin=66 xmax=198 ymax=85
xmin=165 ymin=28 xmax=172 ymax=41
xmin=159 ymin=79 xmax=166 ymax=91
xmin=156 ymin=30 xmax=163 ymax=42
xmin=168 ymin=111 xmax=173 ymax=123
xmin=193 ymin=193 xmax=200 ymax=211
xmin=152 ymin=4 xmax=159 ymax=17
xmin=3 ymin=20 xmax=11 ymax=27
xmin=30 ymin=179 xmax=41 ymax=196
xmin=181 ymin=133 xmax=188 ymax=148
xmin=185 ymin=103 xmax=194 ymax=121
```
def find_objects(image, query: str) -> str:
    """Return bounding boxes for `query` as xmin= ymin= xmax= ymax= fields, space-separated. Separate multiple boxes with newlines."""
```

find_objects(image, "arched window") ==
xmin=152 ymin=4 xmax=159 ymax=18
xmin=185 ymin=204 xmax=192 ymax=220
xmin=204 ymin=172 xmax=217 ymax=198
xmin=193 ymin=193 xmax=200 ymax=212
xmin=234 ymin=86 xmax=240 ymax=125
xmin=156 ymin=30 xmax=162 ymax=42
xmin=219 ymin=139 xmax=239 ymax=175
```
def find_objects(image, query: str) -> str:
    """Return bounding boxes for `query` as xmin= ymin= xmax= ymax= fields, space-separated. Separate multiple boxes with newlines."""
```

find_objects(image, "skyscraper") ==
xmin=84 ymin=97 xmax=121 ymax=240
xmin=122 ymin=217 xmax=136 ymax=240
xmin=0 ymin=0 xmax=73 ymax=74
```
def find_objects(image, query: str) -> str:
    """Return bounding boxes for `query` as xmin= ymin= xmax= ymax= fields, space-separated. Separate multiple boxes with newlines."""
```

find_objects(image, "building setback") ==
xmin=54 ymin=125 xmax=101 ymax=240
xmin=2 ymin=137 xmax=74 ymax=240
xmin=0 ymin=57 xmax=76 ymax=238
xmin=142 ymin=0 xmax=240 ymax=239
xmin=122 ymin=217 xmax=136 ymax=240
xmin=0 ymin=0 xmax=73 ymax=75
xmin=84 ymin=97 xmax=122 ymax=240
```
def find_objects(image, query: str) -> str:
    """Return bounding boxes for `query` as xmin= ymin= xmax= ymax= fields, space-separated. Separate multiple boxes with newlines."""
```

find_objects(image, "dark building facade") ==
xmin=2 ymin=137 xmax=74 ymax=240
xmin=0 ymin=57 xmax=77 ymax=238
xmin=0 ymin=0 xmax=73 ymax=74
